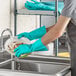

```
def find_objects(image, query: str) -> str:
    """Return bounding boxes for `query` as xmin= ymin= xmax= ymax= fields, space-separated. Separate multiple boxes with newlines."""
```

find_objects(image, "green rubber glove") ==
xmin=14 ymin=38 xmax=48 ymax=57
xmin=25 ymin=1 xmax=64 ymax=14
xmin=17 ymin=26 xmax=46 ymax=40
xmin=31 ymin=0 xmax=40 ymax=4
xmin=25 ymin=1 xmax=55 ymax=11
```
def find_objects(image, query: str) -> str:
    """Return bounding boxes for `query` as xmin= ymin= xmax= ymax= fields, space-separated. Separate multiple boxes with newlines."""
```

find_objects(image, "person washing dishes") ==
xmin=14 ymin=0 xmax=76 ymax=76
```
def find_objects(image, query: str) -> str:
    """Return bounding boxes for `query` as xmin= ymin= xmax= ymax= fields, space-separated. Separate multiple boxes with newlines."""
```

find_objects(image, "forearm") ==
xmin=42 ymin=25 xmax=61 ymax=45
xmin=42 ymin=15 xmax=71 ymax=45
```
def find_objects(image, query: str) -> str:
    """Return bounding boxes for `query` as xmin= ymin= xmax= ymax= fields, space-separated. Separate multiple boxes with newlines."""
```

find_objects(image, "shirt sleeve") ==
xmin=61 ymin=0 xmax=76 ymax=19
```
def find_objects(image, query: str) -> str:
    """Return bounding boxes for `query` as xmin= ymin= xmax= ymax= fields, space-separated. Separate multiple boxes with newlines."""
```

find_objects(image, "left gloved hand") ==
xmin=31 ymin=0 xmax=40 ymax=4
xmin=14 ymin=39 xmax=48 ymax=57
xmin=17 ymin=26 xmax=46 ymax=40
xmin=14 ymin=44 xmax=32 ymax=57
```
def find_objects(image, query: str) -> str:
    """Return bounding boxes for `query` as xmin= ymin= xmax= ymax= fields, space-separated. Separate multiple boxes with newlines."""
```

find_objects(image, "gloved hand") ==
xmin=14 ymin=38 xmax=48 ymax=57
xmin=17 ymin=26 xmax=46 ymax=40
xmin=31 ymin=0 xmax=40 ymax=4
xmin=14 ymin=44 xmax=31 ymax=57
xmin=25 ymin=1 xmax=55 ymax=11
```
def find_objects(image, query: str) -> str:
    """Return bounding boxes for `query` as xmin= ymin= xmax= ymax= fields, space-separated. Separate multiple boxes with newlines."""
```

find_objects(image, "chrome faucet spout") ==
xmin=1 ymin=28 xmax=12 ymax=36
xmin=1 ymin=28 xmax=13 ymax=51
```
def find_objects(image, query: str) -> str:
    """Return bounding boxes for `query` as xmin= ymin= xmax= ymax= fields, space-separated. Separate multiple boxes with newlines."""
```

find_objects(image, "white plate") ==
xmin=4 ymin=36 xmax=31 ymax=55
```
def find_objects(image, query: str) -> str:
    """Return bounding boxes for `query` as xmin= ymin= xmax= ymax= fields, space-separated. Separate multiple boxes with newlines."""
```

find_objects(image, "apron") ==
xmin=67 ymin=21 xmax=76 ymax=76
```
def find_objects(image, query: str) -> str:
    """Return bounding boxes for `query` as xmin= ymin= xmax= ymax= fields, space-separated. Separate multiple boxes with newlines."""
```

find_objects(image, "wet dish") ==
xmin=4 ymin=36 xmax=31 ymax=58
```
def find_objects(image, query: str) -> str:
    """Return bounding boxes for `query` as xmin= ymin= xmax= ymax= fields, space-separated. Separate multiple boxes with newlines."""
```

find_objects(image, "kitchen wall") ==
xmin=0 ymin=0 xmax=11 ymax=36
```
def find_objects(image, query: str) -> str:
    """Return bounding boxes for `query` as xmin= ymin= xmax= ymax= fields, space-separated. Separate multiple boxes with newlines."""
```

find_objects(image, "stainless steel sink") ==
xmin=13 ymin=55 xmax=71 ymax=76
xmin=0 ymin=69 xmax=50 ymax=76
xmin=0 ymin=62 xmax=71 ymax=76
xmin=0 ymin=54 xmax=71 ymax=76
xmin=17 ymin=61 xmax=70 ymax=75
xmin=0 ymin=56 xmax=70 ymax=76
xmin=65 ymin=72 xmax=71 ymax=76
xmin=0 ymin=69 xmax=71 ymax=76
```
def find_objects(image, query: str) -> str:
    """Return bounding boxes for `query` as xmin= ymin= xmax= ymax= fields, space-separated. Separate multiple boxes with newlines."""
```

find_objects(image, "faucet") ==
xmin=1 ymin=28 xmax=13 ymax=52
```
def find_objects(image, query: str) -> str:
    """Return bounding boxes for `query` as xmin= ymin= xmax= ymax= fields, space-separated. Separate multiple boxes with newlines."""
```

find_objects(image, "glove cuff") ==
xmin=29 ymin=26 xmax=47 ymax=40
xmin=31 ymin=38 xmax=48 ymax=52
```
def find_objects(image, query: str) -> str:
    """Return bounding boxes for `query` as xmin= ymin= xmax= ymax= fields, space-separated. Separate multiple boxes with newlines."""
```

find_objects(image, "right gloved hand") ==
xmin=17 ymin=26 xmax=46 ymax=40
xmin=14 ymin=38 xmax=48 ymax=57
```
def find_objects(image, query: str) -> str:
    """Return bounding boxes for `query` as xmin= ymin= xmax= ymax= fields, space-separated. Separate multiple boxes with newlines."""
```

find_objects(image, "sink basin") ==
xmin=0 ymin=55 xmax=71 ymax=76
xmin=65 ymin=72 xmax=71 ymax=76
xmin=17 ymin=61 xmax=70 ymax=74
xmin=0 ymin=61 xmax=71 ymax=76
xmin=13 ymin=55 xmax=71 ymax=76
